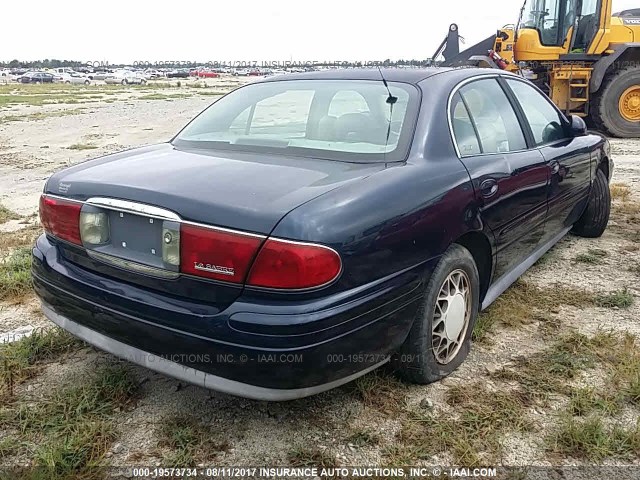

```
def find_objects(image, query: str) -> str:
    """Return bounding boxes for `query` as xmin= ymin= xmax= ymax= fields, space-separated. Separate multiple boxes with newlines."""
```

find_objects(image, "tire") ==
xmin=84 ymin=80 xmax=90 ymax=85
xmin=572 ymin=168 xmax=611 ymax=238
xmin=121 ymin=79 xmax=127 ymax=85
xmin=65 ymin=81 xmax=71 ymax=84
xmin=591 ymin=66 xmax=640 ymax=138
xmin=392 ymin=244 xmax=480 ymax=384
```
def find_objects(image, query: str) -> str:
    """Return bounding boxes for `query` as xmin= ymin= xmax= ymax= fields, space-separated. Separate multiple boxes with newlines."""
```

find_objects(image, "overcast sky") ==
xmin=2 ymin=0 xmax=637 ymax=64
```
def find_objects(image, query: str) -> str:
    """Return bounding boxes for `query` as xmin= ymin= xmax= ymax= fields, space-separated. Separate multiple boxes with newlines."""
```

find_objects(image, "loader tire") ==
xmin=591 ymin=66 xmax=640 ymax=138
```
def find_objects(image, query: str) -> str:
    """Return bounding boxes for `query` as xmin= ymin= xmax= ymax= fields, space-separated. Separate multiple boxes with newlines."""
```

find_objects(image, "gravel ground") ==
xmin=1 ymin=81 xmax=639 ymax=472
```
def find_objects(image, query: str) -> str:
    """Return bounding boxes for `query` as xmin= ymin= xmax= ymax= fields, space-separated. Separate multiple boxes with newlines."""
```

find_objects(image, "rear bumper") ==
xmin=32 ymin=234 xmax=428 ymax=400
xmin=41 ymin=304 xmax=386 ymax=401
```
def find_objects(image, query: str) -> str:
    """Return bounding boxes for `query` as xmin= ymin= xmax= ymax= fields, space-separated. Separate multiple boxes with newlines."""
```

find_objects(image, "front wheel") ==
xmin=393 ymin=244 xmax=480 ymax=384
xmin=121 ymin=79 xmax=127 ymax=85
xmin=572 ymin=168 xmax=611 ymax=238
xmin=84 ymin=80 xmax=90 ymax=85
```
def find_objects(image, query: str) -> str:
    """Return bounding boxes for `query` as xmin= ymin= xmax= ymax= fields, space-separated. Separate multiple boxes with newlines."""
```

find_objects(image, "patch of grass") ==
xmin=158 ymin=415 xmax=230 ymax=467
xmin=0 ymin=247 xmax=32 ymax=302
xmin=350 ymin=370 xmax=408 ymax=414
xmin=596 ymin=288 xmax=634 ymax=308
xmin=0 ymin=108 xmax=85 ymax=125
xmin=495 ymin=331 xmax=640 ymax=409
xmin=567 ymin=387 xmax=620 ymax=416
xmin=138 ymin=93 xmax=190 ymax=100
xmin=67 ymin=142 xmax=98 ymax=150
xmin=492 ymin=331 xmax=614 ymax=400
xmin=346 ymin=428 xmax=380 ymax=447
xmin=0 ymin=224 xmax=42 ymax=254
xmin=473 ymin=281 xmax=596 ymax=343
xmin=287 ymin=446 xmax=337 ymax=468
xmin=1 ymin=327 xmax=79 ymax=396
xmin=574 ymin=248 xmax=608 ymax=265
xmin=14 ymin=363 xmax=137 ymax=432
xmin=548 ymin=416 xmax=640 ymax=461
xmin=32 ymin=420 xmax=116 ymax=477
xmin=0 ymin=205 xmax=20 ymax=223
xmin=388 ymin=382 xmax=534 ymax=466
xmin=0 ymin=436 xmax=21 ymax=458
xmin=5 ymin=363 xmax=138 ymax=479
xmin=610 ymin=183 xmax=631 ymax=202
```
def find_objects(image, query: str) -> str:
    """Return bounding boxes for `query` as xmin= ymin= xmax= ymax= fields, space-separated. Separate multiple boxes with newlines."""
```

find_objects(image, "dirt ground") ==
xmin=0 ymin=79 xmax=639 ymax=476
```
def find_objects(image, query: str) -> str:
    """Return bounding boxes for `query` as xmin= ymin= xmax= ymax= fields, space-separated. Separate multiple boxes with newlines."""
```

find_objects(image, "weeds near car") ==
xmin=288 ymin=446 xmax=337 ymax=468
xmin=67 ymin=143 xmax=98 ymax=151
xmin=473 ymin=281 xmax=596 ymax=343
xmin=158 ymin=415 xmax=230 ymax=467
xmin=596 ymin=288 xmax=634 ymax=308
xmin=548 ymin=416 xmax=640 ymax=461
xmin=0 ymin=204 xmax=20 ymax=223
xmin=3 ymin=363 xmax=138 ymax=479
xmin=0 ymin=224 xmax=42 ymax=254
xmin=387 ymin=382 xmax=534 ymax=466
xmin=574 ymin=248 xmax=608 ymax=264
xmin=0 ymin=247 xmax=33 ymax=302
xmin=346 ymin=428 xmax=380 ymax=448
xmin=0 ymin=326 xmax=80 ymax=397
xmin=610 ymin=183 xmax=631 ymax=202
xmin=350 ymin=369 xmax=408 ymax=414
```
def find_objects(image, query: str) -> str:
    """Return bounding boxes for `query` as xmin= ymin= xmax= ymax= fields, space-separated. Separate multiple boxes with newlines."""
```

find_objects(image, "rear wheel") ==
xmin=592 ymin=66 xmax=640 ymax=138
xmin=393 ymin=244 xmax=480 ymax=384
xmin=121 ymin=79 xmax=127 ymax=85
xmin=84 ymin=80 xmax=90 ymax=85
xmin=572 ymin=168 xmax=611 ymax=238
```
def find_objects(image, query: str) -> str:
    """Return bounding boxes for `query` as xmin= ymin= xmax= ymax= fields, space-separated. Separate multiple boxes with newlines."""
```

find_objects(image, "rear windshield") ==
xmin=172 ymin=79 xmax=419 ymax=162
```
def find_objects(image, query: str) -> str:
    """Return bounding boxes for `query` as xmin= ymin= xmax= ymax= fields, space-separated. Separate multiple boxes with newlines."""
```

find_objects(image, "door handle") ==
xmin=480 ymin=179 xmax=498 ymax=198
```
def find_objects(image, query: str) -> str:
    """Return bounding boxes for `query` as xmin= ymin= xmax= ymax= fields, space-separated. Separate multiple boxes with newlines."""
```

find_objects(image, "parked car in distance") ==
xmin=33 ymin=68 xmax=612 ymax=401
xmin=104 ymin=70 xmax=147 ymax=85
xmin=19 ymin=71 xmax=55 ymax=83
xmin=92 ymin=70 xmax=113 ymax=81
xmin=197 ymin=69 xmax=220 ymax=78
xmin=233 ymin=68 xmax=250 ymax=76
xmin=59 ymin=73 xmax=92 ymax=85
xmin=167 ymin=69 xmax=190 ymax=78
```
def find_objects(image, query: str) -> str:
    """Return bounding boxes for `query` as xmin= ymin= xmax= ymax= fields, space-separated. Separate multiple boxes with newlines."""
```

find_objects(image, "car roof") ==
xmin=256 ymin=67 xmax=484 ymax=85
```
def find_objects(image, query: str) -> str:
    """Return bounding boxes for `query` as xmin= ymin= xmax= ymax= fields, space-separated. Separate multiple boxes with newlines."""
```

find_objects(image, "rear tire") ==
xmin=591 ymin=66 xmax=640 ymax=138
xmin=572 ymin=169 xmax=610 ymax=238
xmin=392 ymin=244 xmax=480 ymax=384
xmin=121 ymin=79 xmax=127 ymax=85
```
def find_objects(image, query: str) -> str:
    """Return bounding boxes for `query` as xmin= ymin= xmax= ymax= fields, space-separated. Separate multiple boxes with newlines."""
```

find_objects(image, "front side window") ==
xmin=454 ymin=79 xmax=527 ymax=155
xmin=506 ymin=79 xmax=567 ymax=146
xmin=173 ymin=80 xmax=419 ymax=163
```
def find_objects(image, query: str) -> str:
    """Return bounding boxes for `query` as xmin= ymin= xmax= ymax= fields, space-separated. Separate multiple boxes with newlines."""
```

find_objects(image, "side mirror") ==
xmin=569 ymin=115 xmax=588 ymax=137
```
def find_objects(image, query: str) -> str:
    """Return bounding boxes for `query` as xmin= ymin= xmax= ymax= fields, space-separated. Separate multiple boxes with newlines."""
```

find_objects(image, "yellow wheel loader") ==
xmin=436 ymin=0 xmax=640 ymax=137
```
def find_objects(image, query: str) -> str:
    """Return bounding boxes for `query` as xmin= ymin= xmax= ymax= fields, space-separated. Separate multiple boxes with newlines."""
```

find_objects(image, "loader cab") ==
xmin=516 ymin=0 xmax=604 ymax=60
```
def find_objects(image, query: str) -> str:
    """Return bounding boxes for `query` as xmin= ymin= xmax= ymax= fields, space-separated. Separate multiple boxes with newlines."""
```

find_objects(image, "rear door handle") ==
xmin=480 ymin=179 xmax=498 ymax=198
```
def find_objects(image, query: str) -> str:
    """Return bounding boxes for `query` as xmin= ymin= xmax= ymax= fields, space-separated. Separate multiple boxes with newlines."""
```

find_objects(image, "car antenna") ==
xmin=377 ymin=66 xmax=398 ymax=165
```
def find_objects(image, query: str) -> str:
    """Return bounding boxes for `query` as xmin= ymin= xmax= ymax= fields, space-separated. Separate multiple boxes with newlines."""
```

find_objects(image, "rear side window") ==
xmin=505 ymin=79 xmax=567 ymax=146
xmin=451 ymin=94 xmax=481 ymax=156
xmin=453 ymin=79 xmax=527 ymax=155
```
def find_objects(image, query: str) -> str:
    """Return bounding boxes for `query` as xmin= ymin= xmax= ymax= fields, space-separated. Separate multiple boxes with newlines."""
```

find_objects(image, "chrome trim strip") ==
xmin=87 ymin=251 xmax=179 ymax=279
xmin=86 ymin=197 xmax=181 ymax=221
xmin=41 ymin=303 xmax=388 ymax=401
xmin=481 ymin=226 xmax=571 ymax=310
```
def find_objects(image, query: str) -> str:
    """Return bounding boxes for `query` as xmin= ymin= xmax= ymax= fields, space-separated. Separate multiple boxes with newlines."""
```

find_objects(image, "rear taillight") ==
xmin=39 ymin=195 xmax=82 ymax=245
xmin=180 ymin=223 xmax=341 ymax=289
xmin=247 ymin=239 xmax=341 ymax=289
xmin=180 ymin=223 xmax=262 ymax=283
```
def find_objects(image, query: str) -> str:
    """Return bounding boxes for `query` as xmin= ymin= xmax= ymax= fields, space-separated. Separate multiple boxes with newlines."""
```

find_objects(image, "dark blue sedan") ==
xmin=32 ymin=68 xmax=612 ymax=400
